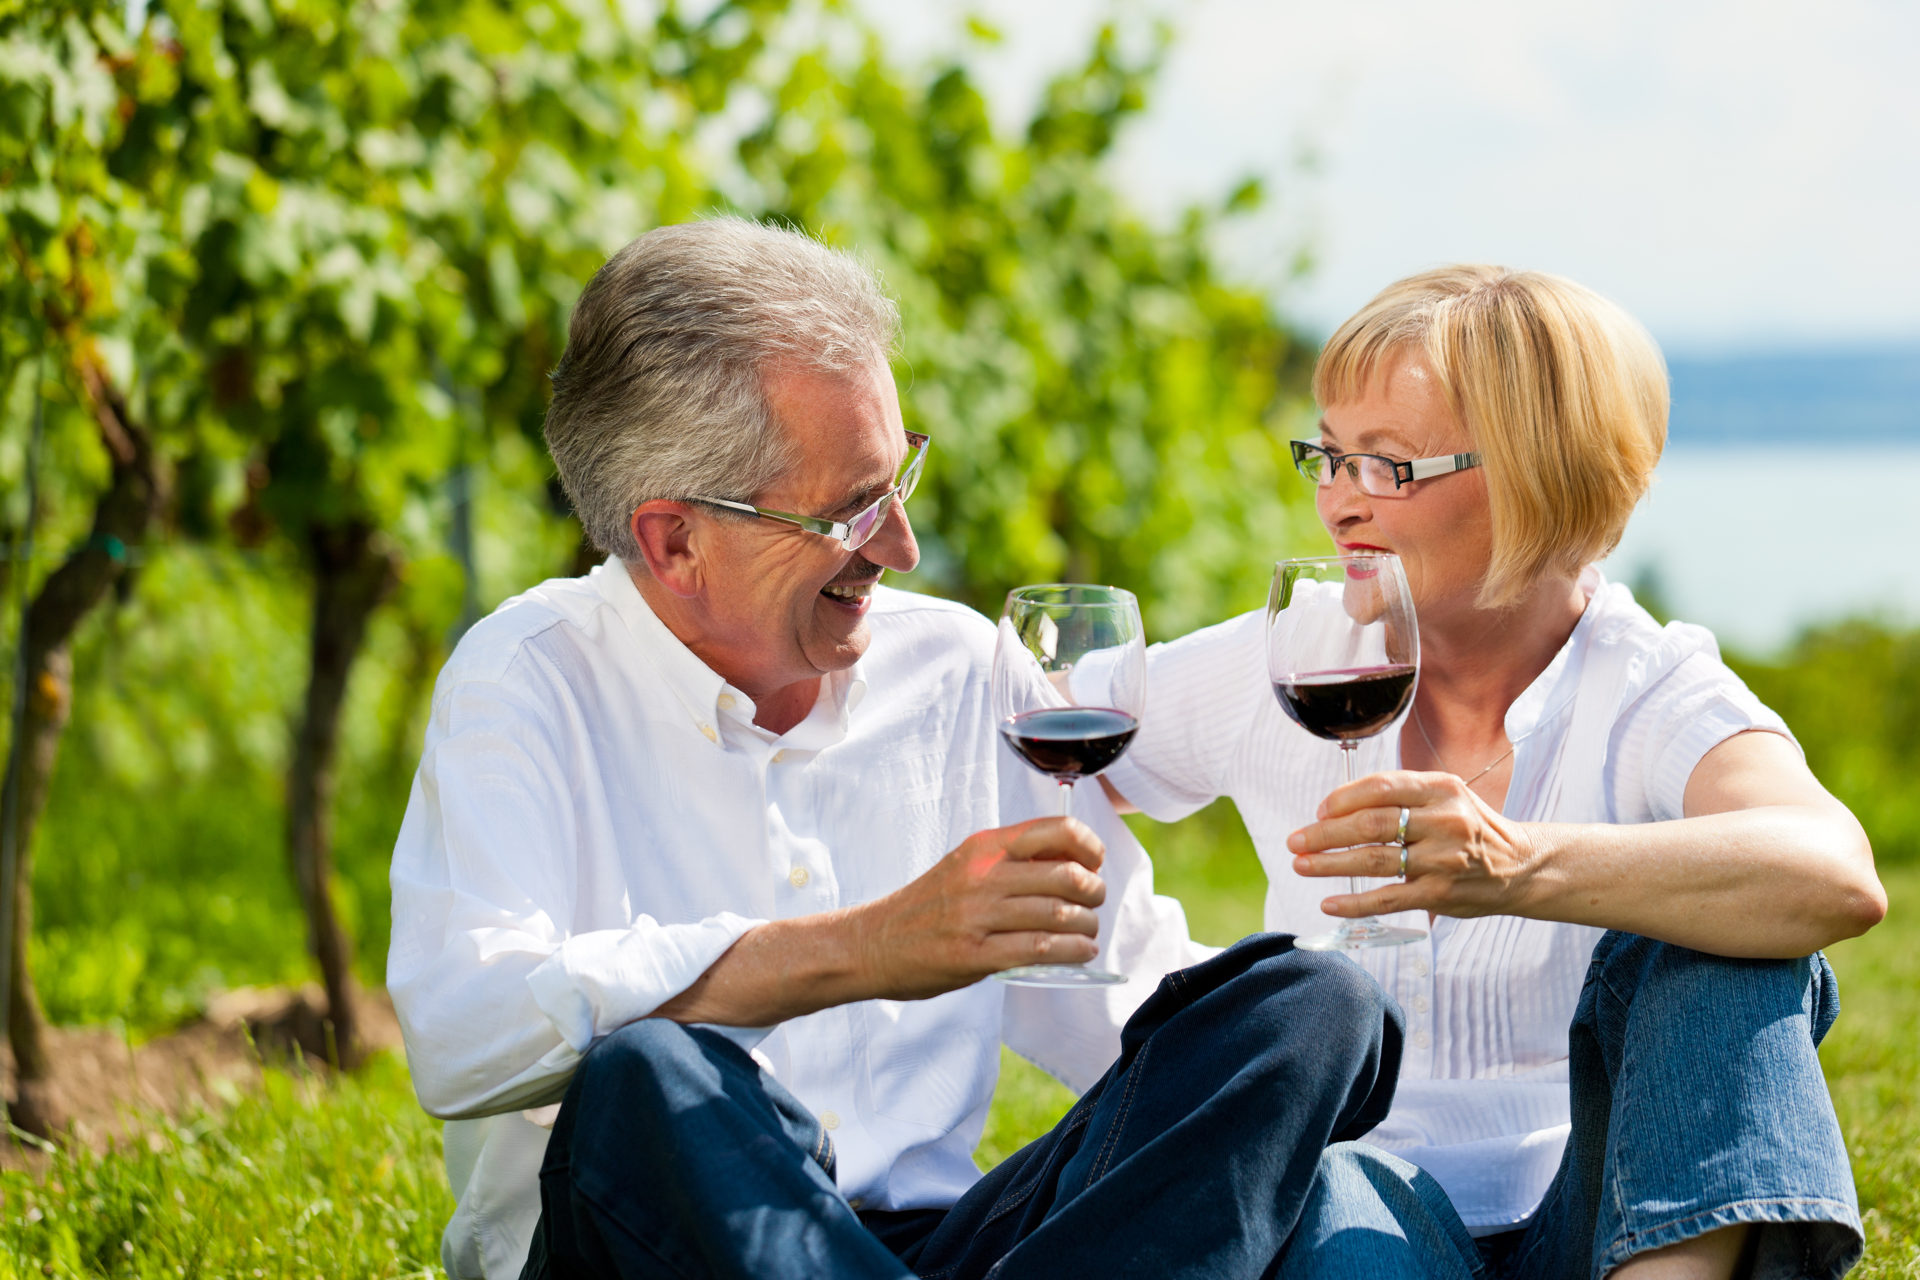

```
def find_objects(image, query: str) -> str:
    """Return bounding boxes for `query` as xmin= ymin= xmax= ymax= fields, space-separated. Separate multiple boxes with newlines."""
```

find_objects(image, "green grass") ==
xmin=1819 ymin=865 xmax=1920 ymax=1278
xmin=2 ymin=1054 xmax=451 ymax=1278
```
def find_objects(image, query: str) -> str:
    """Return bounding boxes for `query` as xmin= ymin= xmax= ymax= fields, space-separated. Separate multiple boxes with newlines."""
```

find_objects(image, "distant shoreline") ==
xmin=1664 ymin=346 xmax=1920 ymax=446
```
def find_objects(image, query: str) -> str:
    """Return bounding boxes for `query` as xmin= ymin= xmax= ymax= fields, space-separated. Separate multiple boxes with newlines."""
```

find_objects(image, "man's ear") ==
xmin=629 ymin=500 xmax=705 ymax=599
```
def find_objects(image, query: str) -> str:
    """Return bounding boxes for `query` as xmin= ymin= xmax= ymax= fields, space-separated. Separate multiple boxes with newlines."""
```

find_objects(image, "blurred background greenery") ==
xmin=2 ymin=0 xmax=1330 ymax=1064
xmin=3 ymin=0 xmax=1918 ymax=1271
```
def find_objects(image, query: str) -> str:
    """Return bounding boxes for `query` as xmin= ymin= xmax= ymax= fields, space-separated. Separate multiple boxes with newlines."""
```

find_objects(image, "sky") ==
xmin=859 ymin=0 xmax=1920 ymax=351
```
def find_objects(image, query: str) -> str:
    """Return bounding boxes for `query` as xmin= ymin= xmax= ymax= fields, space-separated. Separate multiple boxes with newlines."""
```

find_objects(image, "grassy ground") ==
xmin=2 ymin=1054 xmax=449 ymax=1277
xmin=3 ymin=852 xmax=1915 ymax=1275
xmin=1818 ymin=865 xmax=1920 ymax=1277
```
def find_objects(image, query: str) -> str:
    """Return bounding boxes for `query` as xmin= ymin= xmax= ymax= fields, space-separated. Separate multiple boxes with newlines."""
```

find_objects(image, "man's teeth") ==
xmin=822 ymin=583 xmax=873 ymax=601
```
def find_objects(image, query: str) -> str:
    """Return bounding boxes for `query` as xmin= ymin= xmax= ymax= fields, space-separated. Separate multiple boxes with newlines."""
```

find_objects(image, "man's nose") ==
xmin=864 ymin=497 xmax=920 ymax=573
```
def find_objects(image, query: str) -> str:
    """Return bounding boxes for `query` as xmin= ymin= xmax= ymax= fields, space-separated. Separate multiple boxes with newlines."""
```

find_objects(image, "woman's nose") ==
xmin=1318 ymin=469 xmax=1372 ymax=525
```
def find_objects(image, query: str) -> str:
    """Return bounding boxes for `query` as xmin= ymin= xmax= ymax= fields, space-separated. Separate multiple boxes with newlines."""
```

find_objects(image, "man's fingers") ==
xmin=989 ymin=895 xmax=1100 ymax=938
xmin=994 ymin=857 xmax=1107 ymax=907
xmin=1000 ymin=816 xmax=1105 ymax=870
xmin=981 ymin=930 xmax=1101 ymax=971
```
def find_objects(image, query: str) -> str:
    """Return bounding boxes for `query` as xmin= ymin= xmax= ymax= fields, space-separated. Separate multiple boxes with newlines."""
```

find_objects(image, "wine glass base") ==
xmin=992 ymin=964 xmax=1129 ymax=987
xmin=1294 ymin=922 xmax=1427 ymax=952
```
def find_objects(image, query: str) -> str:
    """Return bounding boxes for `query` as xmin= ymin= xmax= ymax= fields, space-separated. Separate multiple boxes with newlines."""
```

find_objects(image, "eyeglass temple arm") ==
xmin=696 ymin=497 xmax=851 ymax=540
xmin=1396 ymin=452 xmax=1480 ymax=484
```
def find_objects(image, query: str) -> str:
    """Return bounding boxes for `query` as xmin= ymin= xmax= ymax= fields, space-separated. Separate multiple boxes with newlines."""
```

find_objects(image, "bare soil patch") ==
xmin=1 ymin=984 xmax=402 ymax=1170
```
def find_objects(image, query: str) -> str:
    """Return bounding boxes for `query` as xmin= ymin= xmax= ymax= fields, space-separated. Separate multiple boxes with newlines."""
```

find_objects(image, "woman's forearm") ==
xmin=1292 ymin=731 xmax=1886 ymax=959
xmin=1513 ymin=801 xmax=1884 ymax=957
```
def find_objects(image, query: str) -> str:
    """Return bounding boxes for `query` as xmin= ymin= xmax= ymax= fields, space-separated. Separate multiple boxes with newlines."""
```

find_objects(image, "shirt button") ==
xmin=718 ymin=693 xmax=736 ymax=711
xmin=789 ymin=866 xmax=811 ymax=888
xmin=848 ymin=1197 xmax=864 ymax=1211
xmin=1413 ymin=1030 xmax=1431 ymax=1049
xmin=820 ymin=1111 xmax=840 ymax=1130
xmin=1412 ymin=995 xmax=1430 ymax=1014
xmin=700 ymin=724 xmax=718 ymax=743
xmin=1413 ymin=959 xmax=1430 ymax=977
xmin=773 ymin=750 xmax=789 ymax=764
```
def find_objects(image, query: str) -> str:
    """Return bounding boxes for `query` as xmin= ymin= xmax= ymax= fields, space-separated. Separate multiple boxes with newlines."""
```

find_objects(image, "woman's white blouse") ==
xmin=1102 ymin=569 xmax=1793 ymax=1234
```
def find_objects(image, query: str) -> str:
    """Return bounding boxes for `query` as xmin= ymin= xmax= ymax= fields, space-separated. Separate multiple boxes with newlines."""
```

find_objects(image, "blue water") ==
xmin=1601 ymin=345 xmax=1920 ymax=653
xmin=1665 ymin=346 xmax=1920 ymax=447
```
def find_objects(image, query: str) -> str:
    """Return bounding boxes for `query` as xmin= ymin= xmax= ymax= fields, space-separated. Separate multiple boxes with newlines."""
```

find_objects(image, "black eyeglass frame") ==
xmin=1289 ymin=439 xmax=1481 ymax=494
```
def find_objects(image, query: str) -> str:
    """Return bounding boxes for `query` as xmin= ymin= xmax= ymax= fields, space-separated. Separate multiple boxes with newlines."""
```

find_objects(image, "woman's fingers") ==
xmin=1316 ymin=881 xmax=1422 ymax=919
xmin=1288 ymin=804 xmax=1410 ymax=856
xmin=1293 ymin=841 xmax=1410 ymax=881
xmin=1314 ymin=770 xmax=1449 ymax=821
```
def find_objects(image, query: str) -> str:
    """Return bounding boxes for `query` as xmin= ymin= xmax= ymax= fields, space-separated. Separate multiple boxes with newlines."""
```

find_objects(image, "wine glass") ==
xmin=990 ymin=584 xmax=1146 ymax=987
xmin=1268 ymin=555 xmax=1425 ymax=951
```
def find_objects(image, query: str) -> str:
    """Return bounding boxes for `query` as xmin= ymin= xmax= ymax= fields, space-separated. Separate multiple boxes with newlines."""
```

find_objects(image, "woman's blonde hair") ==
xmin=1313 ymin=265 xmax=1668 ymax=609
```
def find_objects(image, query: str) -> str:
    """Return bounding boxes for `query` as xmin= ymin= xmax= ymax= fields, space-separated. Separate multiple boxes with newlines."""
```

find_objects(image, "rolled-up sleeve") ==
xmin=388 ymin=660 xmax=766 ymax=1120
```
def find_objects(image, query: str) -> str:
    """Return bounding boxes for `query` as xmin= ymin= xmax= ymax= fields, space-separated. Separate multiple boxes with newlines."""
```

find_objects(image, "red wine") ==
xmin=1001 ymin=707 xmax=1140 ymax=781
xmin=1273 ymin=665 xmax=1417 ymax=741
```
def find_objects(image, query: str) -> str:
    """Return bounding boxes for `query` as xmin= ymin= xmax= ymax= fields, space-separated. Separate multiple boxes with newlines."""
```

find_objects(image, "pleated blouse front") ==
xmin=1104 ymin=569 xmax=1792 ymax=1233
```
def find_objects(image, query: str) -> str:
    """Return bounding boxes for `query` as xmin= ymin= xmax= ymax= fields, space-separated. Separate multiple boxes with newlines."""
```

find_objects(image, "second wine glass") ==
xmin=1267 ymin=554 xmax=1426 ymax=951
xmin=991 ymin=584 xmax=1146 ymax=987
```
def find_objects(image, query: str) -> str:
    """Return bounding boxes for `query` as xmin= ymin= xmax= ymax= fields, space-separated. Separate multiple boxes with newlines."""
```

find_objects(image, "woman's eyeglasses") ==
xmin=1289 ymin=439 xmax=1479 ymax=498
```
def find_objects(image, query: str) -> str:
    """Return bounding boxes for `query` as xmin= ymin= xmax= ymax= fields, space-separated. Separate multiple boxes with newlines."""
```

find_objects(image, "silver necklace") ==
xmin=1412 ymin=702 xmax=1516 ymax=786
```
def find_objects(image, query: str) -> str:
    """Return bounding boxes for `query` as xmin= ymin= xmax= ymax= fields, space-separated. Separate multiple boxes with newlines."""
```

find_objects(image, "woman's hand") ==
xmin=1286 ymin=770 xmax=1544 ymax=921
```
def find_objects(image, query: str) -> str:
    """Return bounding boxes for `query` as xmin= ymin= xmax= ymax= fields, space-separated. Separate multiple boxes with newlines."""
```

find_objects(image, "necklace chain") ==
xmin=1411 ymin=702 xmax=1516 ymax=787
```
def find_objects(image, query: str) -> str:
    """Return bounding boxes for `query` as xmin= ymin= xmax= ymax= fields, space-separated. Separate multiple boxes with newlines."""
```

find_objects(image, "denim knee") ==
xmin=578 ymin=1018 xmax=711 ymax=1102
xmin=1234 ymin=943 xmax=1402 ymax=1057
xmin=1276 ymin=1143 xmax=1480 ymax=1280
xmin=1584 ymin=931 xmax=1837 ymax=1049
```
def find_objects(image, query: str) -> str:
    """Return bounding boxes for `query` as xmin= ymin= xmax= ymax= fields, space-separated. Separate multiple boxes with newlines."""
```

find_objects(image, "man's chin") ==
xmin=806 ymin=607 xmax=873 ymax=674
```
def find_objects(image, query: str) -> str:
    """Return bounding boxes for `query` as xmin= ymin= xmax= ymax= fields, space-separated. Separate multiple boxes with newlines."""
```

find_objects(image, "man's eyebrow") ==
xmin=825 ymin=475 xmax=890 ymax=517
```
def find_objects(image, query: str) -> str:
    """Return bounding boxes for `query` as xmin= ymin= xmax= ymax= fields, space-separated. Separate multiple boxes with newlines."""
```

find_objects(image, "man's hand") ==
xmin=854 ymin=816 xmax=1109 ymax=1000
xmin=654 ymin=817 xmax=1107 ymax=1027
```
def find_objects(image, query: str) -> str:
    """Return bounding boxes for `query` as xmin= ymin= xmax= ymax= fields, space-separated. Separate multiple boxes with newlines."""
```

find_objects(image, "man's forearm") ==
xmin=653 ymin=907 xmax=879 ymax=1027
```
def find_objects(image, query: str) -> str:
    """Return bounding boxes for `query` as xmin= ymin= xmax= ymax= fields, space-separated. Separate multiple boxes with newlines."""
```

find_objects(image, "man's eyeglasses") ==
xmin=691 ymin=431 xmax=929 ymax=552
xmin=1289 ymin=440 xmax=1480 ymax=497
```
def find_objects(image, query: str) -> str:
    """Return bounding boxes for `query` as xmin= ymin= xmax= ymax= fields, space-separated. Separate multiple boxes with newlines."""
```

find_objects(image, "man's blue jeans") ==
xmin=520 ymin=934 xmax=1405 ymax=1279
xmin=1275 ymin=933 xmax=1865 ymax=1280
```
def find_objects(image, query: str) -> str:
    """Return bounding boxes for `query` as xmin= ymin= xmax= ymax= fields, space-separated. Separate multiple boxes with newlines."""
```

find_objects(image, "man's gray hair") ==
xmin=544 ymin=216 xmax=902 ymax=562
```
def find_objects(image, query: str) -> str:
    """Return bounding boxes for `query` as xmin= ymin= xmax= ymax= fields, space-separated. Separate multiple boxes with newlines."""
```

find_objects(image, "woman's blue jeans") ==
xmin=519 ymin=934 xmax=1406 ymax=1279
xmin=1276 ymin=932 xmax=1864 ymax=1280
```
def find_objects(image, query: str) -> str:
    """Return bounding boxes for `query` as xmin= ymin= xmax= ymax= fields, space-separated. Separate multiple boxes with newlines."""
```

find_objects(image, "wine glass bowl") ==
xmin=1268 ymin=555 xmax=1425 ymax=952
xmin=991 ymin=584 xmax=1146 ymax=987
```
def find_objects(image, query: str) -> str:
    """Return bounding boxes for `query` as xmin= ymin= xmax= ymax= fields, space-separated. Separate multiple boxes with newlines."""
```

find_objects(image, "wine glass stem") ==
xmin=1341 ymin=742 xmax=1361 ymax=901
xmin=1058 ymin=778 xmax=1074 ymax=818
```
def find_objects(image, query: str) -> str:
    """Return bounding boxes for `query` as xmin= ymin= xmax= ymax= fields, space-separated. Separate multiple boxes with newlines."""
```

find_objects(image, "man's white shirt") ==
xmin=388 ymin=561 xmax=1205 ymax=1279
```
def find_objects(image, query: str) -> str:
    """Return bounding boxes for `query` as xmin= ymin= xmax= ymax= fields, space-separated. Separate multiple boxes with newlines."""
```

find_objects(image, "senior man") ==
xmin=388 ymin=217 xmax=1405 ymax=1280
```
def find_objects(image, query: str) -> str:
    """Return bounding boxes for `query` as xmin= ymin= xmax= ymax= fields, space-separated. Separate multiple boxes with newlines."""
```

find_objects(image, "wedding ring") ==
xmin=1398 ymin=842 xmax=1410 ymax=879
xmin=1395 ymin=807 xmax=1411 ymax=880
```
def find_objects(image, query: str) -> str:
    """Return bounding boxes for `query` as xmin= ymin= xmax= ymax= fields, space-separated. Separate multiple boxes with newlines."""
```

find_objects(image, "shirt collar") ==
xmin=589 ymin=556 xmax=869 ymax=749
xmin=1501 ymin=565 xmax=1607 ymax=747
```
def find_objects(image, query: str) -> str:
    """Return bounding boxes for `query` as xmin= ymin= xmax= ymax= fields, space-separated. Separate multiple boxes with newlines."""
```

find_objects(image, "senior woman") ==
xmin=1102 ymin=266 xmax=1884 ymax=1279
